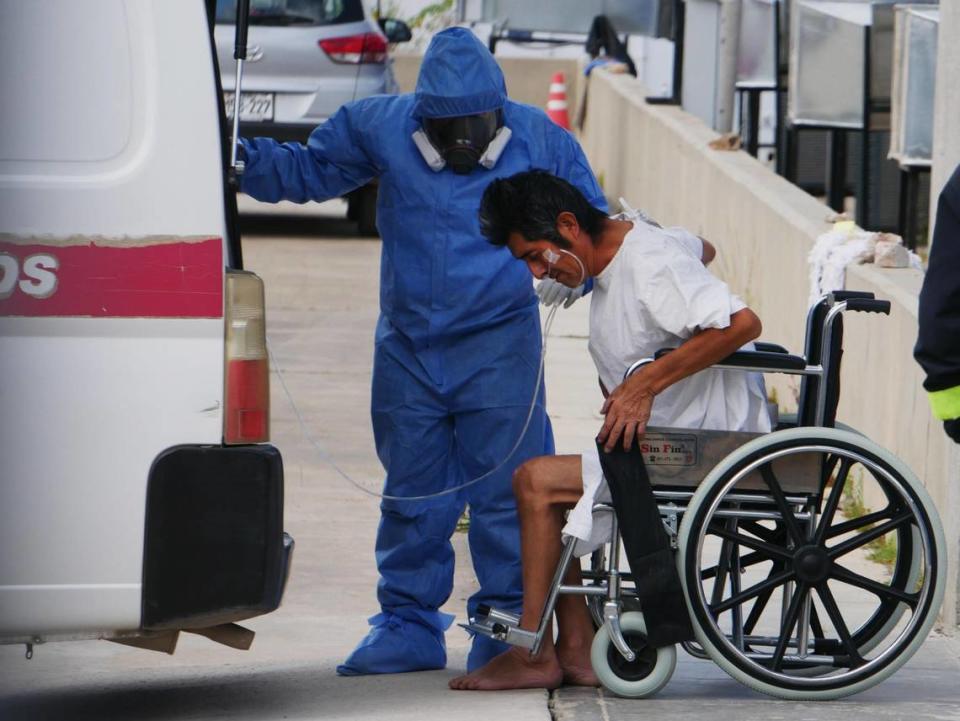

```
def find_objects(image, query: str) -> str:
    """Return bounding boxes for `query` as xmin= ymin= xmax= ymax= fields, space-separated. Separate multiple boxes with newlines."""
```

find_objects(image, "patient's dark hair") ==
xmin=479 ymin=170 xmax=607 ymax=248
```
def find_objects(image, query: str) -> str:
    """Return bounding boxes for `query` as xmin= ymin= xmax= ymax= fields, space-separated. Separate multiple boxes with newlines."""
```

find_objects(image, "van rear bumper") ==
xmin=142 ymin=444 xmax=293 ymax=630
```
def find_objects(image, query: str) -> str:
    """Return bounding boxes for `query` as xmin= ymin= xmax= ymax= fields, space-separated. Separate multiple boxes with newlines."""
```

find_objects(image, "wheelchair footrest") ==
xmin=461 ymin=606 xmax=536 ymax=650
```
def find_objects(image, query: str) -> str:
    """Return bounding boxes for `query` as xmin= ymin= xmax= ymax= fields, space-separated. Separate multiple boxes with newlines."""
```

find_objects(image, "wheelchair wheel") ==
xmin=677 ymin=427 xmax=945 ymax=701
xmin=590 ymin=612 xmax=677 ymax=698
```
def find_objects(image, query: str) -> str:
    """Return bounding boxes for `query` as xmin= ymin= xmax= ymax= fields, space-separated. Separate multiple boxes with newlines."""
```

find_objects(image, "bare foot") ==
xmin=557 ymin=644 xmax=599 ymax=687
xmin=560 ymin=661 xmax=599 ymax=686
xmin=449 ymin=647 xmax=563 ymax=691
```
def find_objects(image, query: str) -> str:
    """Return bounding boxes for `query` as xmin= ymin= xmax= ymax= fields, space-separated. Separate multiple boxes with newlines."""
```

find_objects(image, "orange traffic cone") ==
xmin=546 ymin=72 xmax=571 ymax=130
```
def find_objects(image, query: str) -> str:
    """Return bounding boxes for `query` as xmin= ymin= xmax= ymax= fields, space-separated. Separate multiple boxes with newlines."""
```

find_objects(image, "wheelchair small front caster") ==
xmin=590 ymin=612 xmax=676 ymax=697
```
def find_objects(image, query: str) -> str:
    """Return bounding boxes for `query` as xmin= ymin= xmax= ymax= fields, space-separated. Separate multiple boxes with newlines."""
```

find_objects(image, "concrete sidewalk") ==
xmin=554 ymin=633 xmax=960 ymax=721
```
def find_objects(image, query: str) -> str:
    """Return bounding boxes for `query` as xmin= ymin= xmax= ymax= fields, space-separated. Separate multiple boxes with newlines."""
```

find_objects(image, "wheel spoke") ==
xmin=739 ymin=519 xmax=781 ymax=543
xmin=702 ymin=550 xmax=770 ymax=580
xmin=816 ymin=583 xmax=865 ymax=668
xmin=819 ymin=453 xmax=841 ymax=490
xmin=711 ymin=568 xmax=795 ymax=615
xmin=742 ymin=562 xmax=784 ymax=635
xmin=701 ymin=564 xmax=719 ymax=581
xmin=809 ymin=601 xmax=826 ymax=642
xmin=729 ymin=521 xmax=745 ymax=649
xmin=760 ymin=465 xmax=804 ymax=544
xmin=831 ymin=564 xmax=920 ymax=608
xmin=771 ymin=581 xmax=808 ymax=672
xmin=711 ymin=525 xmax=793 ymax=562
xmin=828 ymin=511 xmax=914 ymax=559
xmin=826 ymin=507 xmax=896 ymax=539
xmin=743 ymin=586 xmax=776 ymax=637
xmin=711 ymin=536 xmax=733 ymax=607
xmin=814 ymin=458 xmax=853 ymax=544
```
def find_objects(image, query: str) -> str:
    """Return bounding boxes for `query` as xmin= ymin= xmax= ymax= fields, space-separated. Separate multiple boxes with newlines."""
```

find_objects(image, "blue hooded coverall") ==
xmin=239 ymin=27 xmax=605 ymax=674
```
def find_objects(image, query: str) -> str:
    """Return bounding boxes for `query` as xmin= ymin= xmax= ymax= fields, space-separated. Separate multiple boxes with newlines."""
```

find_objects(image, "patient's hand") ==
xmin=597 ymin=375 xmax=655 ymax=452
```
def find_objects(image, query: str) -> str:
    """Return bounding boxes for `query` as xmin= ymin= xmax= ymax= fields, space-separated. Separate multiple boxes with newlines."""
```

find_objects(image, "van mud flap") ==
xmin=142 ymin=444 xmax=293 ymax=630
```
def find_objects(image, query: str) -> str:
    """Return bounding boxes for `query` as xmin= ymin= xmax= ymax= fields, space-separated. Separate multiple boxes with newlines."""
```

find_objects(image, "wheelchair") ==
xmin=466 ymin=291 xmax=946 ymax=701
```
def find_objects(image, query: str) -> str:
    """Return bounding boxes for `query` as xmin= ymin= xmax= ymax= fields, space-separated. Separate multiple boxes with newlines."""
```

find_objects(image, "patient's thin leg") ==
xmin=449 ymin=455 xmax=597 ymax=691
xmin=555 ymin=561 xmax=599 ymax=686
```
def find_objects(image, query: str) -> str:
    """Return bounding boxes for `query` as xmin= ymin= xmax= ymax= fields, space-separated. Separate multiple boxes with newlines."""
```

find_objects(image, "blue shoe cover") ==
xmin=337 ymin=614 xmax=447 ymax=676
xmin=467 ymin=633 xmax=511 ymax=672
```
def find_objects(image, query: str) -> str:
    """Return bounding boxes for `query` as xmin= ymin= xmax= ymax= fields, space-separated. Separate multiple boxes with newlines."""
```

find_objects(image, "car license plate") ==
xmin=223 ymin=92 xmax=274 ymax=122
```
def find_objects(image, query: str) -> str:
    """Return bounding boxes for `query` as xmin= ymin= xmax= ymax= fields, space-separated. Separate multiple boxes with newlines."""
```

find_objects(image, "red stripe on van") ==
xmin=0 ymin=238 xmax=223 ymax=318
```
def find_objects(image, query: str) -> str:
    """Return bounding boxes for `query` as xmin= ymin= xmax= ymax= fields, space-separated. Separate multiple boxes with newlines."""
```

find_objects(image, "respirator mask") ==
xmin=412 ymin=110 xmax=512 ymax=174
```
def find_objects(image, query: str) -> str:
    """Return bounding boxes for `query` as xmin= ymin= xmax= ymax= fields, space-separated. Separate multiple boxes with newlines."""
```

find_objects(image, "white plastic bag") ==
xmin=808 ymin=221 xmax=876 ymax=306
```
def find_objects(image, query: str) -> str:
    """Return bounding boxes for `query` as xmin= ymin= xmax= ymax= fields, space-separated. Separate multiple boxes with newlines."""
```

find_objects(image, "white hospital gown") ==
xmin=562 ymin=219 xmax=772 ymax=554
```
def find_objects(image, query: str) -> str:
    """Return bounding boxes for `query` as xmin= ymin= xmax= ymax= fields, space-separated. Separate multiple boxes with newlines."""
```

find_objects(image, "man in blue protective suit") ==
xmin=238 ymin=27 xmax=605 ymax=675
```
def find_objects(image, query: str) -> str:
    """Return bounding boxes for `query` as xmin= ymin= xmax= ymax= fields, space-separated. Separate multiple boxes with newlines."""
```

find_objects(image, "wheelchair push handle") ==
xmin=828 ymin=290 xmax=875 ymax=303
xmin=844 ymin=298 xmax=891 ymax=315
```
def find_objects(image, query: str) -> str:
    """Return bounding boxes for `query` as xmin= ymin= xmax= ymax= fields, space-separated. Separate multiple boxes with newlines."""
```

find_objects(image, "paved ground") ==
xmin=554 ymin=631 xmax=960 ymax=721
xmin=0 ymin=199 xmax=957 ymax=720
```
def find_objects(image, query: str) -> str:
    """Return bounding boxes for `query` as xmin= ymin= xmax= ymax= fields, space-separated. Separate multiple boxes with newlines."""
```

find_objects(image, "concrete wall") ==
xmin=580 ymin=69 xmax=959 ymax=629
xmin=930 ymin=2 xmax=960 ymax=237
xmin=392 ymin=53 xmax=583 ymax=115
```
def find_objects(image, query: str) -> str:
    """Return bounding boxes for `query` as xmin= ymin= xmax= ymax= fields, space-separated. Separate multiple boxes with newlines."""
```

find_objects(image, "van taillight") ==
xmin=224 ymin=270 xmax=269 ymax=445
xmin=319 ymin=33 xmax=387 ymax=64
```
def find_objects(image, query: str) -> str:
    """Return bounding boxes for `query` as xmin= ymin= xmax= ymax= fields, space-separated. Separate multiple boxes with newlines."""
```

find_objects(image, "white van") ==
xmin=0 ymin=0 xmax=292 ymax=655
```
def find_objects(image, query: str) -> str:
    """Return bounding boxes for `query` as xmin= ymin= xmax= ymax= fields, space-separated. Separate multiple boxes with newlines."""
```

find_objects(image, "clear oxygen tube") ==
xmin=268 ymin=304 xmax=560 ymax=501
xmin=543 ymin=247 xmax=586 ymax=287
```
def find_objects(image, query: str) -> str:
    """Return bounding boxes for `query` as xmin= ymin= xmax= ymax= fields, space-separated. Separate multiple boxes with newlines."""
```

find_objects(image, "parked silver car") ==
xmin=215 ymin=0 xmax=411 ymax=233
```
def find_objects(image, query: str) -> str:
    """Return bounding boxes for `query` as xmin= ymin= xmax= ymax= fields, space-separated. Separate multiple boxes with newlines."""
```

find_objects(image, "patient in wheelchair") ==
xmin=449 ymin=170 xmax=771 ymax=691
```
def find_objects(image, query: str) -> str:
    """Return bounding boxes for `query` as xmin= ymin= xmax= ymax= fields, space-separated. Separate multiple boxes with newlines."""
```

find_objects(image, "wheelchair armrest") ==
xmin=753 ymin=341 xmax=790 ymax=354
xmin=654 ymin=347 xmax=807 ymax=371
xmin=715 ymin=350 xmax=808 ymax=371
